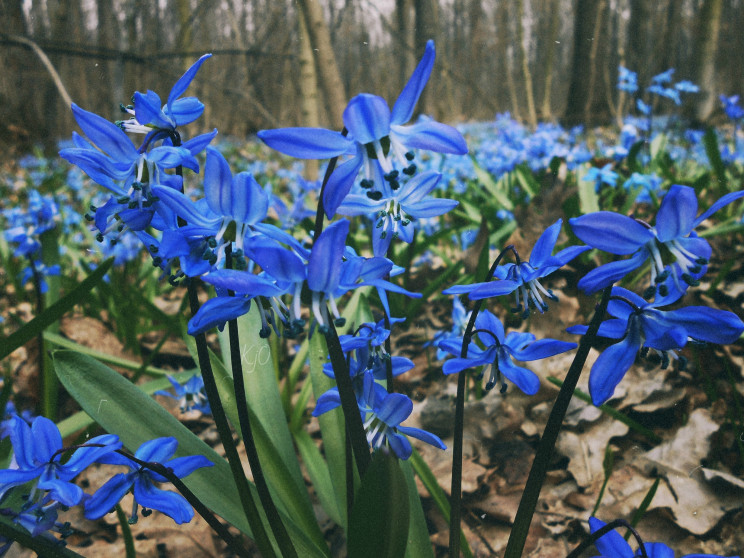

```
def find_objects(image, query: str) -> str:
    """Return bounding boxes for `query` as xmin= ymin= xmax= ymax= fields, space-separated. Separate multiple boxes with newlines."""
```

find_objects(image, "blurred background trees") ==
xmin=1 ymin=0 xmax=743 ymax=152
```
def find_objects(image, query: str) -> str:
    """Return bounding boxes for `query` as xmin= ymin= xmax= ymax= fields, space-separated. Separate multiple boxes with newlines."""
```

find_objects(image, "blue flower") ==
xmin=118 ymin=54 xmax=212 ymax=137
xmin=313 ymin=372 xmax=445 ymax=460
xmin=617 ymin=66 xmax=638 ymax=94
xmin=438 ymin=310 xmax=577 ymax=395
xmin=258 ymin=41 xmax=467 ymax=218
xmin=567 ymin=287 xmax=744 ymax=405
xmin=570 ymin=185 xmax=744 ymax=295
xmin=155 ymin=375 xmax=210 ymax=414
xmin=443 ymin=220 xmax=589 ymax=316
xmin=588 ymin=517 xmax=737 ymax=558
xmin=0 ymin=415 xmax=121 ymax=507
xmin=720 ymin=95 xmax=744 ymax=121
xmin=337 ymin=169 xmax=456 ymax=256
xmin=584 ymin=163 xmax=619 ymax=192
xmin=85 ymin=437 xmax=213 ymax=524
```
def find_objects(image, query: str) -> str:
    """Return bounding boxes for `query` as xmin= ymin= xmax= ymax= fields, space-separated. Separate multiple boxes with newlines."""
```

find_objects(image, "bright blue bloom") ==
xmin=337 ymin=169 xmax=456 ymax=256
xmin=19 ymin=261 xmax=61 ymax=294
xmin=588 ymin=517 xmax=738 ymax=558
xmin=3 ymin=190 xmax=60 ymax=257
xmin=720 ymin=95 xmax=744 ymax=121
xmin=155 ymin=375 xmax=210 ymax=414
xmin=85 ymin=437 xmax=212 ymax=525
xmin=651 ymin=68 xmax=675 ymax=86
xmin=636 ymin=98 xmax=652 ymax=116
xmin=313 ymin=372 xmax=445 ymax=460
xmin=438 ymin=310 xmax=577 ymax=395
xmin=617 ymin=66 xmax=638 ymax=94
xmin=584 ymin=163 xmax=619 ymax=192
xmin=674 ymin=80 xmax=699 ymax=94
xmin=570 ymin=185 xmax=744 ymax=296
xmin=567 ymin=287 xmax=744 ymax=405
xmin=118 ymin=54 xmax=211 ymax=138
xmin=0 ymin=415 xmax=121 ymax=507
xmin=443 ymin=219 xmax=589 ymax=316
xmin=623 ymin=172 xmax=663 ymax=204
xmin=258 ymin=41 xmax=467 ymax=218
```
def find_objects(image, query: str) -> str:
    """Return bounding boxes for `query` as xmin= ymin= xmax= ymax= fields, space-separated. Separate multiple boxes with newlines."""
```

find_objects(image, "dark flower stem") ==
xmin=312 ymin=128 xmax=348 ymax=240
xmin=226 ymin=247 xmax=298 ymax=558
xmin=449 ymin=246 xmax=516 ymax=557
xmin=503 ymin=286 xmax=612 ymax=558
xmin=187 ymin=281 xmax=277 ymax=558
xmin=565 ymin=518 xmax=649 ymax=558
xmin=28 ymin=256 xmax=54 ymax=420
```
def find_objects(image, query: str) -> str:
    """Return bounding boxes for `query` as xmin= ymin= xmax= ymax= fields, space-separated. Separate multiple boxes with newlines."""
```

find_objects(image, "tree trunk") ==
xmin=297 ymin=7 xmax=320 ymax=178
xmin=296 ymin=0 xmax=347 ymax=129
xmin=414 ymin=0 xmax=439 ymax=115
xmin=540 ymin=0 xmax=560 ymax=120
xmin=690 ymin=0 xmax=723 ymax=122
xmin=396 ymin=0 xmax=416 ymax=93
xmin=516 ymin=0 xmax=537 ymax=127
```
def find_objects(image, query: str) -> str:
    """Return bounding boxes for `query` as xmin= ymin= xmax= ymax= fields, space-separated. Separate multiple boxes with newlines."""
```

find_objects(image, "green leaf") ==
xmin=294 ymin=429 xmax=344 ymax=526
xmin=52 ymin=350 xmax=327 ymax=558
xmin=702 ymin=127 xmax=728 ymax=194
xmin=401 ymin=459 xmax=435 ymax=558
xmin=514 ymin=163 xmax=538 ymax=199
xmin=471 ymin=157 xmax=514 ymax=211
xmin=409 ymin=449 xmax=474 ymax=558
xmin=347 ymin=452 xmax=410 ymax=558
xmin=576 ymin=165 xmax=599 ymax=215
xmin=1 ymin=258 xmax=113 ymax=360
xmin=649 ymin=132 xmax=668 ymax=162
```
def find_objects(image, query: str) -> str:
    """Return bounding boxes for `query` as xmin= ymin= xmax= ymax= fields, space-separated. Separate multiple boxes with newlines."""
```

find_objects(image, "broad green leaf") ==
xmin=649 ymin=132 xmax=668 ymax=162
xmin=1 ymin=258 xmax=113 ymax=360
xmin=294 ymin=429 xmax=344 ymax=526
xmin=52 ymin=350 xmax=327 ymax=558
xmin=410 ymin=449 xmax=474 ymax=558
xmin=401 ymin=459 xmax=435 ymax=558
xmin=347 ymin=452 xmax=409 ymax=558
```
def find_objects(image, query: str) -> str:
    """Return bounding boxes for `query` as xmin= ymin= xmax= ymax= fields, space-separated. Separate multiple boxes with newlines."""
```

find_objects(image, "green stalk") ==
xmin=28 ymin=257 xmax=56 ymax=420
xmin=226 ymin=248 xmax=298 ymax=558
xmin=503 ymin=286 xmax=612 ymax=558
xmin=115 ymin=504 xmax=137 ymax=558
xmin=187 ymin=281 xmax=277 ymax=558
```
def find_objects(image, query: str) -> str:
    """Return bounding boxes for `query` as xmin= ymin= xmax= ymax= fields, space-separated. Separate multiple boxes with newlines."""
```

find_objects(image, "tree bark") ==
xmin=297 ymin=6 xmax=320 ymax=178
xmin=516 ymin=0 xmax=537 ymax=127
xmin=296 ymin=0 xmax=347 ymax=129
xmin=690 ymin=0 xmax=723 ymax=122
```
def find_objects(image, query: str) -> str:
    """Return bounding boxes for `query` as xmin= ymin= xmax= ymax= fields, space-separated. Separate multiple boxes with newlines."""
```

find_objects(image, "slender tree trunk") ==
xmin=414 ymin=0 xmax=439 ymax=115
xmin=297 ymin=7 xmax=320 ymax=179
xmin=690 ymin=0 xmax=723 ymax=122
xmin=516 ymin=0 xmax=537 ymax=127
xmin=540 ymin=0 xmax=560 ymax=120
xmin=582 ymin=0 xmax=605 ymax=124
xmin=396 ymin=0 xmax=415 ymax=93
xmin=296 ymin=0 xmax=347 ymax=129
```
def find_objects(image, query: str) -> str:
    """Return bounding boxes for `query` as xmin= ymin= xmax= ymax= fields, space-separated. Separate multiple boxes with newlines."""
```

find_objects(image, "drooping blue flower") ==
xmin=443 ymin=219 xmax=589 ymax=316
xmin=19 ymin=261 xmax=61 ymax=294
xmin=258 ymin=41 xmax=467 ymax=218
xmin=567 ymin=287 xmax=744 ymax=405
xmin=720 ymin=95 xmax=744 ymax=122
xmin=584 ymin=163 xmax=619 ymax=192
xmin=85 ymin=437 xmax=212 ymax=525
xmin=617 ymin=66 xmax=638 ymax=94
xmin=438 ymin=310 xmax=577 ymax=395
xmin=588 ymin=517 xmax=738 ymax=558
xmin=313 ymin=372 xmax=445 ymax=460
xmin=570 ymin=185 xmax=744 ymax=296
xmin=0 ymin=415 xmax=121 ymax=507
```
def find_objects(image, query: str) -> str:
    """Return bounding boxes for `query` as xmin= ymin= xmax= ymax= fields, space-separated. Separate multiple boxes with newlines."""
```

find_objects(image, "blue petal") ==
xmin=133 ymin=477 xmax=194 ymax=524
xmin=343 ymin=94 xmax=391 ymax=144
xmin=468 ymin=280 xmax=520 ymax=300
xmin=136 ymin=437 xmax=178 ymax=462
xmin=202 ymin=270 xmax=284 ymax=297
xmin=257 ymin=128 xmax=354 ymax=159
xmin=37 ymin=474 xmax=84 ymax=507
xmin=312 ymin=389 xmax=341 ymax=416
xmin=183 ymin=129 xmax=218 ymax=154
xmin=397 ymin=170 xmax=442 ymax=204
xmin=529 ymin=220 xmax=562 ymax=267
xmin=71 ymin=104 xmax=138 ymax=162
xmin=391 ymin=40 xmax=434 ymax=125
xmin=512 ymin=339 xmax=577 ymax=361
xmin=167 ymin=54 xmax=212 ymax=108
xmin=134 ymin=90 xmax=172 ymax=128
xmin=589 ymin=517 xmax=633 ymax=558
xmin=152 ymin=185 xmax=219 ymax=228
xmin=188 ymin=297 xmax=253 ymax=335
xmin=665 ymin=306 xmax=744 ymax=344
xmin=307 ymin=219 xmax=349 ymax=293
xmin=167 ymin=96 xmax=205 ymax=127
xmin=655 ymin=185 xmax=698 ymax=242
xmin=497 ymin=352 xmax=541 ymax=395
xmin=391 ymin=120 xmax=468 ymax=154
xmin=475 ymin=310 xmax=505 ymax=343
xmin=443 ymin=356 xmax=487 ymax=375
xmin=397 ymin=426 xmax=447 ymax=450
xmin=31 ymin=416 xmax=62 ymax=463
xmin=231 ymin=172 xmax=268 ymax=224
xmin=589 ymin=318 xmax=642 ymax=405
xmin=375 ymin=393 xmax=412 ymax=426
xmin=577 ymin=250 xmax=648 ymax=294
xmin=203 ymin=146 xmax=234 ymax=217
xmin=323 ymin=153 xmax=364 ymax=218
xmin=250 ymin=243 xmax=306 ymax=283
xmin=570 ymin=212 xmax=654 ymax=255
xmin=85 ymin=473 xmax=135 ymax=519
xmin=160 ymin=455 xmax=213 ymax=479
xmin=692 ymin=189 xmax=744 ymax=227
xmin=386 ymin=432 xmax=413 ymax=460
xmin=404 ymin=197 xmax=458 ymax=218
xmin=63 ymin=434 xmax=121 ymax=474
